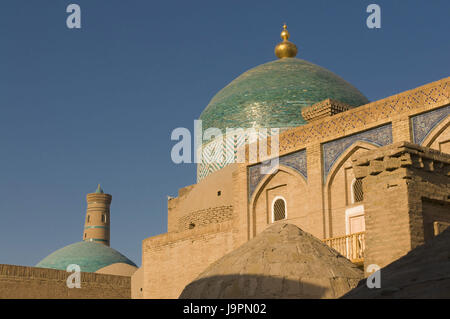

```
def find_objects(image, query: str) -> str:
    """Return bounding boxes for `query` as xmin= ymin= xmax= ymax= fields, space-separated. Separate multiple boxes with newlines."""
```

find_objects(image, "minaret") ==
xmin=83 ymin=184 xmax=112 ymax=246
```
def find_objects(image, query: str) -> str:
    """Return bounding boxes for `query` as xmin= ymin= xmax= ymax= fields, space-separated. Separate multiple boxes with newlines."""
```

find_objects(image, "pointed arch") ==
xmin=249 ymin=164 xmax=307 ymax=207
xmin=324 ymin=140 xmax=379 ymax=238
xmin=249 ymin=164 xmax=307 ymax=238
xmin=421 ymin=115 xmax=450 ymax=150
xmin=324 ymin=141 xmax=379 ymax=191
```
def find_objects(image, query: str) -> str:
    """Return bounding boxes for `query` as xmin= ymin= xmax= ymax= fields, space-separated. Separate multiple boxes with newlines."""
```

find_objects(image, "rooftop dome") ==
xmin=196 ymin=25 xmax=370 ymax=181
xmin=36 ymin=241 xmax=137 ymax=273
xmin=180 ymin=223 xmax=363 ymax=299
xmin=199 ymin=57 xmax=369 ymax=135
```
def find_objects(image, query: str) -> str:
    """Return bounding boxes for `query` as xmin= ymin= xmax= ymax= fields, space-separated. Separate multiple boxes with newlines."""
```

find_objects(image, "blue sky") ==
xmin=0 ymin=0 xmax=448 ymax=267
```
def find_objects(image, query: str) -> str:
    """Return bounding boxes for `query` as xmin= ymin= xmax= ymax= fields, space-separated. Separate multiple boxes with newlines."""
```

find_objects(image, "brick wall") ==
xmin=177 ymin=205 xmax=233 ymax=232
xmin=139 ymin=78 xmax=449 ymax=298
xmin=277 ymin=78 xmax=449 ymax=156
xmin=352 ymin=142 xmax=450 ymax=271
xmin=422 ymin=199 xmax=450 ymax=241
xmin=142 ymin=221 xmax=234 ymax=299
xmin=167 ymin=164 xmax=236 ymax=233
xmin=0 ymin=264 xmax=131 ymax=299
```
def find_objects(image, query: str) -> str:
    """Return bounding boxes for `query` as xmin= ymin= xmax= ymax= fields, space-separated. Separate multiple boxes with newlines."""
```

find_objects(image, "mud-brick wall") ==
xmin=177 ymin=205 xmax=233 ymax=231
xmin=0 ymin=264 xmax=131 ymax=299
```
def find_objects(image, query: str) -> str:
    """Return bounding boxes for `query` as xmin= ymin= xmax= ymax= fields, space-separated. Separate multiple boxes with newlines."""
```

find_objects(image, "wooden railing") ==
xmin=323 ymin=232 xmax=365 ymax=265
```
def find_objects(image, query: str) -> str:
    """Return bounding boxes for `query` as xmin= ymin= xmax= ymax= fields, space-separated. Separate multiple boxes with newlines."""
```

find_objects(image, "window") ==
xmin=87 ymin=215 xmax=90 ymax=223
xmin=272 ymin=196 xmax=287 ymax=222
xmin=352 ymin=179 xmax=364 ymax=203
xmin=217 ymin=191 xmax=221 ymax=196
xmin=84 ymin=233 xmax=87 ymax=238
xmin=102 ymin=214 xmax=106 ymax=223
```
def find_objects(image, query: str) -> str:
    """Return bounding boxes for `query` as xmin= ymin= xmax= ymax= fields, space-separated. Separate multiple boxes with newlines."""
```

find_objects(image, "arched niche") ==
xmin=324 ymin=141 xmax=379 ymax=238
xmin=421 ymin=116 xmax=450 ymax=154
xmin=249 ymin=165 xmax=307 ymax=238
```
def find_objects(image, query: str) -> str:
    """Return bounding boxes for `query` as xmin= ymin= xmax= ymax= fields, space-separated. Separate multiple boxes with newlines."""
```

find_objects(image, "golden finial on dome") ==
xmin=275 ymin=23 xmax=298 ymax=59
xmin=280 ymin=23 xmax=289 ymax=40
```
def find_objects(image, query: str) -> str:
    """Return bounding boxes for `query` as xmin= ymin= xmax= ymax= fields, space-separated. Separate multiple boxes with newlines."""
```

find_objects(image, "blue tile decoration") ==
xmin=35 ymin=241 xmax=137 ymax=272
xmin=322 ymin=124 xmax=393 ymax=183
xmin=197 ymin=57 xmax=369 ymax=180
xmin=197 ymin=129 xmax=280 ymax=181
xmin=248 ymin=149 xmax=307 ymax=201
xmin=199 ymin=58 xmax=369 ymax=137
xmin=411 ymin=105 xmax=450 ymax=145
xmin=279 ymin=149 xmax=307 ymax=179
xmin=278 ymin=80 xmax=448 ymax=154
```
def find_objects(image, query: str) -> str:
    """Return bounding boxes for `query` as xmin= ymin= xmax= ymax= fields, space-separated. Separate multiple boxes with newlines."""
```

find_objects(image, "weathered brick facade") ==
xmin=137 ymin=77 xmax=450 ymax=298
xmin=177 ymin=205 xmax=233 ymax=232
xmin=0 ymin=264 xmax=131 ymax=299
xmin=142 ymin=222 xmax=235 ymax=298
xmin=352 ymin=142 xmax=450 ymax=270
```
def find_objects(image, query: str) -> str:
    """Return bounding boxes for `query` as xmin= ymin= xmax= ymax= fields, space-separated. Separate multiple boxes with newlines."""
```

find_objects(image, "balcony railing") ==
xmin=323 ymin=231 xmax=365 ymax=265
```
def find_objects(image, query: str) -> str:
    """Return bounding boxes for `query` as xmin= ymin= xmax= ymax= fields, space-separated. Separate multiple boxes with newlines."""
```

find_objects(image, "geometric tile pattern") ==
xmin=411 ymin=105 xmax=450 ymax=144
xmin=197 ymin=129 xmax=276 ymax=181
xmin=279 ymin=149 xmax=307 ymax=179
xmin=322 ymin=124 xmax=393 ymax=183
xmin=197 ymin=57 xmax=370 ymax=181
xmin=279 ymin=79 xmax=449 ymax=154
xmin=248 ymin=149 xmax=306 ymax=201
xmin=200 ymin=58 xmax=369 ymax=136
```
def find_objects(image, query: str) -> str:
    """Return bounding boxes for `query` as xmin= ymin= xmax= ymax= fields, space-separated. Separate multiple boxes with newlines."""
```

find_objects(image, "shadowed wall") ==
xmin=0 ymin=264 xmax=131 ymax=299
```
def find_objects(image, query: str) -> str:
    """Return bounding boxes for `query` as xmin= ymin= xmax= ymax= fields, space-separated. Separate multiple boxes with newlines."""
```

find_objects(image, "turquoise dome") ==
xmin=200 ymin=58 xmax=369 ymax=136
xmin=36 ymin=241 xmax=137 ymax=273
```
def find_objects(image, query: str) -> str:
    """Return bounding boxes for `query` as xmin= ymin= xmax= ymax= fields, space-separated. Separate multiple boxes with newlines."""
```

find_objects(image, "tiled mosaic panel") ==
xmin=279 ymin=149 xmax=307 ymax=178
xmin=197 ymin=129 xmax=277 ymax=181
xmin=278 ymin=80 xmax=449 ymax=154
xmin=248 ymin=149 xmax=307 ymax=201
xmin=411 ymin=105 xmax=450 ymax=144
xmin=199 ymin=58 xmax=369 ymax=136
xmin=322 ymin=124 xmax=393 ymax=182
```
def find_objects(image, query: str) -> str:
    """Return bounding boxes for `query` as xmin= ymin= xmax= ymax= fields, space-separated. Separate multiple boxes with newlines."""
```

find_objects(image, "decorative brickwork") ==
xmin=302 ymin=99 xmax=351 ymax=123
xmin=200 ymin=78 xmax=449 ymax=181
xmin=177 ymin=206 xmax=234 ymax=231
xmin=278 ymin=78 xmax=449 ymax=154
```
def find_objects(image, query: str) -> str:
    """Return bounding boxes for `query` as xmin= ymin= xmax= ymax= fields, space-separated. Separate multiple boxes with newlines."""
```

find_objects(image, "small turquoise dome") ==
xmin=36 ymin=241 xmax=137 ymax=273
xmin=200 ymin=58 xmax=369 ymax=137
